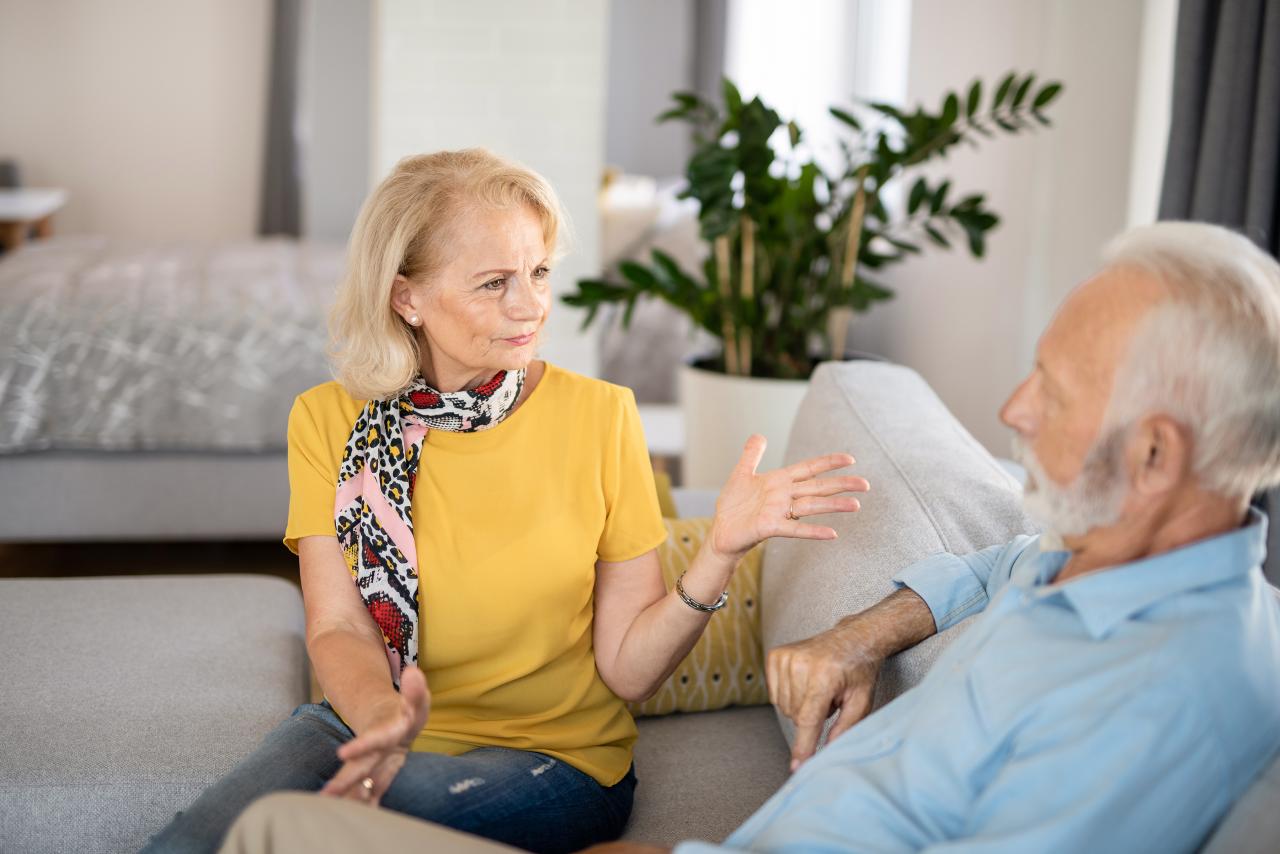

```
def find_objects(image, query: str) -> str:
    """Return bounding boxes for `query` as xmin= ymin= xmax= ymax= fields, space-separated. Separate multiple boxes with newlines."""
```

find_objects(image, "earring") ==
xmin=409 ymin=314 xmax=420 ymax=326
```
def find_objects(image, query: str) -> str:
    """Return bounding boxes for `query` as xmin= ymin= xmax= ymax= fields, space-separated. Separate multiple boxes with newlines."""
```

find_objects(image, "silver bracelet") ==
xmin=675 ymin=571 xmax=729 ymax=613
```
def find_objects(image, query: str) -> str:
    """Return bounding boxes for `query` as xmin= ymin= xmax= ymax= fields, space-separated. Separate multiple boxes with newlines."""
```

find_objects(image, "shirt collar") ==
xmin=1027 ymin=508 xmax=1268 ymax=639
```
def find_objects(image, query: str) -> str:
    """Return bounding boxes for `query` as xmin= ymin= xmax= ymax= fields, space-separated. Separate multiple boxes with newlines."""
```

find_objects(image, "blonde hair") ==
xmin=328 ymin=148 xmax=566 ymax=400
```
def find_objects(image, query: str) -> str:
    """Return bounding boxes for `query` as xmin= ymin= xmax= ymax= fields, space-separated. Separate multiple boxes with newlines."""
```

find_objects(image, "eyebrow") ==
xmin=471 ymin=258 xmax=551 ymax=280
xmin=1036 ymin=359 xmax=1062 ymax=394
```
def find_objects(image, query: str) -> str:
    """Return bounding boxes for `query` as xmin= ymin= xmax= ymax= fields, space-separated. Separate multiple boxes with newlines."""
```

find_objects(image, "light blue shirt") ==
xmin=676 ymin=510 xmax=1280 ymax=854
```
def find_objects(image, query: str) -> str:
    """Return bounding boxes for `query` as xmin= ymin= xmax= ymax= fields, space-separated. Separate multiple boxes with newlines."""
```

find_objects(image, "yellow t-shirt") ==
xmin=283 ymin=362 xmax=667 ymax=786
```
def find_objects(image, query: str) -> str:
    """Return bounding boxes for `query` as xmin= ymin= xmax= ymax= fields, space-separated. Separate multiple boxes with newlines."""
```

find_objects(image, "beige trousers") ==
xmin=218 ymin=792 xmax=522 ymax=854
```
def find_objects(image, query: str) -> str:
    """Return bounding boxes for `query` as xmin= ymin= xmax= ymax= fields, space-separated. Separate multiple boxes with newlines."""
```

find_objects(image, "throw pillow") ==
xmin=628 ymin=516 xmax=769 ymax=717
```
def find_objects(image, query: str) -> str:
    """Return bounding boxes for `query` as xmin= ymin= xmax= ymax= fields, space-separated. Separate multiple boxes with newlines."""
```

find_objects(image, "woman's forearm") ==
xmin=607 ymin=544 xmax=741 ymax=702
xmin=307 ymin=626 xmax=404 ymax=735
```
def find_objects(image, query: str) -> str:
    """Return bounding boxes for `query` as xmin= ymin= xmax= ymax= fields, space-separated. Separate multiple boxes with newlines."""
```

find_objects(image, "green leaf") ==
xmin=829 ymin=106 xmax=862 ymax=130
xmin=788 ymin=120 xmax=802 ymax=146
xmin=994 ymin=116 xmax=1019 ymax=132
xmin=907 ymin=177 xmax=929 ymax=215
xmin=723 ymin=78 xmax=743 ymax=114
xmin=941 ymin=92 xmax=959 ymax=126
xmin=1012 ymin=74 xmax=1036 ymax=108
xmin=930 ymin=180 xmax=951 ymax=215
xmin=618 ymin=261 xmax=657 ymax=288
xmin=924 ymin=224 xmax=951 ymax=248
xmin=656 ymin=107 xmax=689 ymax=124
xmin=867 ymin=101 xmax=904 ymax=121
xmin=673 ymin=91 xmax=701 ymax=109
xmin=883 ymin=235 xmax=922 ymax=254
xmin=1033 ymin=82 xmax=1062 ymax=110
xmin=965 ymin=80 xmax=982 ymax=118
xmin=967 ymin=228 xmax=986 ymax=258
xmin=993 ymin=72 xmax=1017 ymax=108
xmin=1031 ymin=110 xmax=1053 ymax=127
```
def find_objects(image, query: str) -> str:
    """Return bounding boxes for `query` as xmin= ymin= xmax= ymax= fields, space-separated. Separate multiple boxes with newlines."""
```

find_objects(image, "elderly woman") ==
xmin=141 ymin=149 xmax=867 ymax=854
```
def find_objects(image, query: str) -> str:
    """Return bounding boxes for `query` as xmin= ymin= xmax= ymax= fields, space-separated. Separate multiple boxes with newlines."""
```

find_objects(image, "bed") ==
xmin=0 ymin=236 xmax=344 ymax=541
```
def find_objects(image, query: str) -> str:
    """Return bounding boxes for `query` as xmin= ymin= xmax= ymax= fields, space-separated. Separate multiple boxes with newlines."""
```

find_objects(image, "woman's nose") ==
xmin=505 ymin=276 xmax=543 ymax=320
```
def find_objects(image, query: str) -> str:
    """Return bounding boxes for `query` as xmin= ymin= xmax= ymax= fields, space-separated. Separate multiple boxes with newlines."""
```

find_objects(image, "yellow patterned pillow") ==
xmin=627 ymin=516 xmax=769 ymax=717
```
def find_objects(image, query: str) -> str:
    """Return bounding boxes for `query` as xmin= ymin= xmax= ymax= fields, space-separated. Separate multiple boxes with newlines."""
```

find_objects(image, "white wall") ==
xmin=605 ymin=0 xmax=695 ymax=178
xmin=373 ymin=0 xmax=609 ymax=378
xmin=854 ymin=0 xmax=1152 ymax=456
xmin=0 ymin=0 xmax=269 ymax=241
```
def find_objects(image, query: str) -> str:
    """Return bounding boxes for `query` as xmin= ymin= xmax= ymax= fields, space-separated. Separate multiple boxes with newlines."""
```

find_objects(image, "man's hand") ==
xmin=767 ymin=625 xmax=882 ymax=771
xmin=320 ymin=666 xmax=431 ymax=805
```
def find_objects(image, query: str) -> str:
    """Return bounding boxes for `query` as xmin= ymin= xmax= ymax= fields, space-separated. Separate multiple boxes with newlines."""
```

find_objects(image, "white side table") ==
xmin=0 ymin=188 xmax=68 ymax=251
xmin=639 ymin=403 xmax=685 ymax=484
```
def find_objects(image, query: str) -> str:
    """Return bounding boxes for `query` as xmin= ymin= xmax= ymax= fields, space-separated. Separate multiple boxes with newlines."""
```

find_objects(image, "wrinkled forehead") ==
xmin=1038 ymin=267 xmax=1168 ymax=392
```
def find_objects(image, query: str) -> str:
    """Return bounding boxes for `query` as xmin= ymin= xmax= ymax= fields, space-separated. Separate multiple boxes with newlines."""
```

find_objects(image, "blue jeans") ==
xmin=139 ymin=702 xmax=636 ymax=854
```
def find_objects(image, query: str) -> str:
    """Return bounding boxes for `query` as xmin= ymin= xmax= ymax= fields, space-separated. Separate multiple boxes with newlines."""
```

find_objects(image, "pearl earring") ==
xmin=409 ymin=314 xmax=420 ymax=326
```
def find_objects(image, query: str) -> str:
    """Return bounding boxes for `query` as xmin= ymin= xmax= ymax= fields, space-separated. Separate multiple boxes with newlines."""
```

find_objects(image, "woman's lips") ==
xmin=503 ymin=333 xmax=535 ymax=346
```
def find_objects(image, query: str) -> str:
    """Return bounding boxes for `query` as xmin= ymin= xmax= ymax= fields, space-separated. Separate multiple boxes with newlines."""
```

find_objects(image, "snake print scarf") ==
xmin=334 ymin=368 xmax=525 ymax=687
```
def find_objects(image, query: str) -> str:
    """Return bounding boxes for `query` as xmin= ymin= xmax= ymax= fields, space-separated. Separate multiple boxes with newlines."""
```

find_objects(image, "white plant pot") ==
xmin=678 ymin=363 xmax=811 ymax=489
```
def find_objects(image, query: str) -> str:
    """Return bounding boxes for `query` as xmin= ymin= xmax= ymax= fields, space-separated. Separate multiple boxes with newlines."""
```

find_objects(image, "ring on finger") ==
xmin=785 ymin=501 xmax=799 ymax=521
xmin=360 ymin=777 xmax=375 ymax=798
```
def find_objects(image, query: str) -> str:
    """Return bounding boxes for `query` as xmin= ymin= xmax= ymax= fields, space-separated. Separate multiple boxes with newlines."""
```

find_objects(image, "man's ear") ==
xmin=1128 ymin=414 xmax=1193 ymax=497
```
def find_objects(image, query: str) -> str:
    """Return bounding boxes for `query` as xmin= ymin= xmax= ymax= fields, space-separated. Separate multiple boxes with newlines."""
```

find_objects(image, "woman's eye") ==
xmin=483 ymin=277 xmax=505 ymax=290
xmin=533 ymin=266 xmax=550 ymax=279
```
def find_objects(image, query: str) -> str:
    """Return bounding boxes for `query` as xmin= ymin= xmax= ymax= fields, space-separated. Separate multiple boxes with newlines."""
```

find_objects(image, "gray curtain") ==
xmin=259 ymin=0 xmax=303 ymax=237
xmin=1159 ymin=0 xmax=1280 ymax=584
xmin=1159 ymin=0 xmax=1280 ymax=255
xmin=693 ymin=0 xmax=728 ymax=102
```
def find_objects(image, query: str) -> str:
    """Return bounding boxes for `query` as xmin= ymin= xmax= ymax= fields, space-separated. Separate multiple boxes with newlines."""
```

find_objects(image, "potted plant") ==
xmin=565 ymin=72 xmax=1062 ymax=486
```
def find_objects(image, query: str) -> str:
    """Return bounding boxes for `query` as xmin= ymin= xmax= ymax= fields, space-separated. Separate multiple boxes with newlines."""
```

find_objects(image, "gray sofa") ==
xmin=2 ymin=362 xmax=1276 ymax=852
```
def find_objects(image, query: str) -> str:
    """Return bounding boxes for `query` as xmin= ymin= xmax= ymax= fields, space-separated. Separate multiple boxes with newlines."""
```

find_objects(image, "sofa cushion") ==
xmin=628 ymin=517 xmax=768 ymax=717
xmin=0 ymin=574 xmax=309 ymax=854
xmin=762 ymin=361 xmax=1035 ymax=745
xmin=625 ymin=705 xmax=790 ymax=844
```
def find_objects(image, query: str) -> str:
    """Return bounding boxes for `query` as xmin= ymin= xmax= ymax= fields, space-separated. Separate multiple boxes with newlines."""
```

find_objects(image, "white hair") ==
xmin=1100 ymin=222 xmax=1280 ymax=500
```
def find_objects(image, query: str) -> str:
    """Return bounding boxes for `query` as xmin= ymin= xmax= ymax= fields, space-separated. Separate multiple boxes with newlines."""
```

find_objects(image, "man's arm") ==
xmin=766 ymin=588 xmax=936 ymax=769
xmin=768 ymin=536 xmax=1038 ymax=769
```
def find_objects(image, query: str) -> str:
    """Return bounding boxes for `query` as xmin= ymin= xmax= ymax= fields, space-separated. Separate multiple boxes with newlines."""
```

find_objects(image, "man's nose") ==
xmin=1000 ymin=377 xmax=1036 ymax=435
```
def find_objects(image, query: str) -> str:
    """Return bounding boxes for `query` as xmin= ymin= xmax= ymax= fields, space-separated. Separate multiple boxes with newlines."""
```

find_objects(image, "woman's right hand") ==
xmin=319 ymin=666 xmax=432 ymax=806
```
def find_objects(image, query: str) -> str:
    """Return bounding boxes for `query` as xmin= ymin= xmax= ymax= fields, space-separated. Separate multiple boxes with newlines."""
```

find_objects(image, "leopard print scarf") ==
xmin=334 ymin=368 xmax=525 ymax=687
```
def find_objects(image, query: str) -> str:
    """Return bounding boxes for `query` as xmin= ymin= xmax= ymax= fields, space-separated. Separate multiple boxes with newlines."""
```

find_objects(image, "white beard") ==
xmin=1012 ymin=431 xmax=1128 ymax=548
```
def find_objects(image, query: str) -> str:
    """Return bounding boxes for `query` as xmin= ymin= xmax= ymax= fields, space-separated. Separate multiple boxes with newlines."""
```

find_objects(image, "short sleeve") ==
xmin=282 ymin=395 xmax=340 ymax=555
xmin=596 ymin=387 xmax=668 ymax=563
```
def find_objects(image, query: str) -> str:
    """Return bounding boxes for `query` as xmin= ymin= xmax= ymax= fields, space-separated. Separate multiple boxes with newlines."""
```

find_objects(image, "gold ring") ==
xmin=360 ymin=777 xmax=375 ymax=796
xmin=785 ymin=502 xmax=798 ymax=521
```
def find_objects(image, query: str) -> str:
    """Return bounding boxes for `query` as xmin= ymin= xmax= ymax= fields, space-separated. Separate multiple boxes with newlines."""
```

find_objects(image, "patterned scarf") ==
xmin=334 ymin=368 xmax=525 ymax=687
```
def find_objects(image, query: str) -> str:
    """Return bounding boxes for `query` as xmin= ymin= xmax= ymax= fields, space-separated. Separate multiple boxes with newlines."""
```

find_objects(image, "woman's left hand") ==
xmin=709 ymin=434 xmax=868 ymax=562
xmin=319 ymin=666 xmax=431 ymax=806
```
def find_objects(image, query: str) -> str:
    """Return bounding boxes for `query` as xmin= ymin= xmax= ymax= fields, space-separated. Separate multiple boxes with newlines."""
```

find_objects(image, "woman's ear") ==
xmin=1129 ymin=414 xmax=1193 ymax=497
xmin=390 ymin=274 xmax=419 ymax=323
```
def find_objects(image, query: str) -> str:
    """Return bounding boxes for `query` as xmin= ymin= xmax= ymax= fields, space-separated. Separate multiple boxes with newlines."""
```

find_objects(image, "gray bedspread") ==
xmin=0 ymin=236 xmax=343 ymax=453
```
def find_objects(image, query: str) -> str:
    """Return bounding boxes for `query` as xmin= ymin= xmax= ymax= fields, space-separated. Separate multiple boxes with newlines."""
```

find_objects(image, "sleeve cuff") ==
xmin=893 ymin=552 xmax=990 ymax=632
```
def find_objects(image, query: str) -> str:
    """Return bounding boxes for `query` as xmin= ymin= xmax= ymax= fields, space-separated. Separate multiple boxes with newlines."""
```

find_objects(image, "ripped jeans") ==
xmin=138 ymin=702 xmax=636 ymax=854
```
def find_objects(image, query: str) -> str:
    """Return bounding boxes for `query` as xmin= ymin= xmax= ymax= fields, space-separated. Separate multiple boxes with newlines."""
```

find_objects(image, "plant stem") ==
xmin=832 ymin=165 xmax=870 ymax=361
xmin=740 ymin=215 xmax=755 ymax=376
xmin=715 ymin=234 xmax=739 ymax=375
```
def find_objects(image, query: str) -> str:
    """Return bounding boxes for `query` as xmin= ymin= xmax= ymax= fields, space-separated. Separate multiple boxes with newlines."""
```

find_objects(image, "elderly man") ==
xmin=220 ymin=221 xmax=1280 ymax=854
